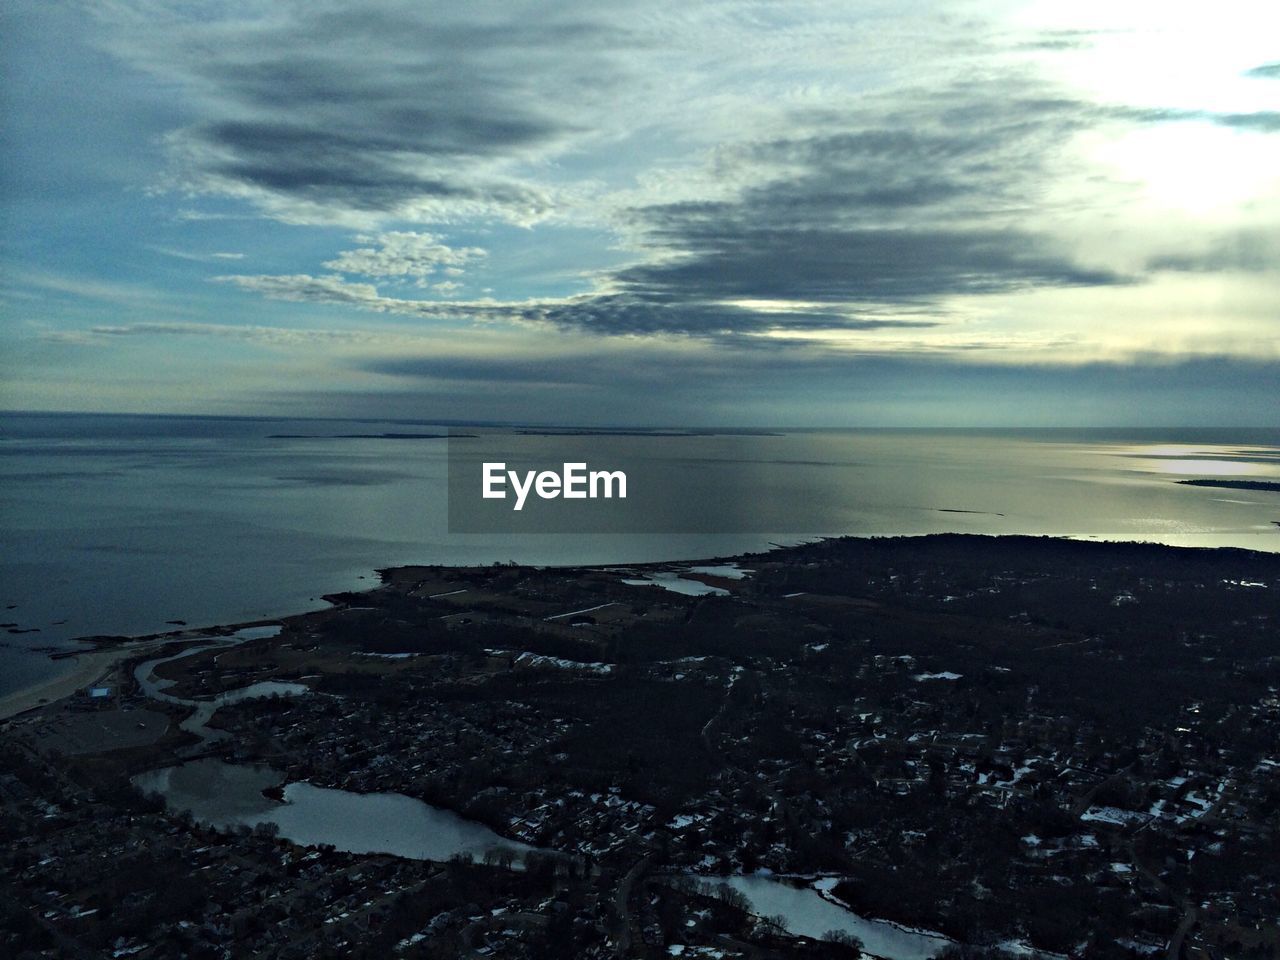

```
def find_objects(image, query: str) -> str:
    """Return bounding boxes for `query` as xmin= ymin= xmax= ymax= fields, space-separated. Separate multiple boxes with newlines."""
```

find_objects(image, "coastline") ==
xmin=0 ymin=627 xmax=238 ymax=723
xmin=0 ymin=615 xmax=314 ymax=724
xmin=5 ymin=531 xmax=1278 ymax=725
xmin=0 ymin=644 xmax=145 ymax=722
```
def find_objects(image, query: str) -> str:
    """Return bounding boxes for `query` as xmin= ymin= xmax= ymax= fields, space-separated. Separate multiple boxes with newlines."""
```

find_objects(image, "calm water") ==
xmin=719 ymin=875 xmax=951 ymax=959
xmin=132 ymin=758 xmax=534 ymax=863
xmin=132 ymin=625 xmax=305 ymax=742
xmin=2 ymin=412 xmax=1277 ymax=696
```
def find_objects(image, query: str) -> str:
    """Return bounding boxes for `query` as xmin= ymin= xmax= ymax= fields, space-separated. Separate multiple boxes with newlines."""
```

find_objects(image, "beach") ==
xmin=0 ymin=642 xmax=160 ymax=722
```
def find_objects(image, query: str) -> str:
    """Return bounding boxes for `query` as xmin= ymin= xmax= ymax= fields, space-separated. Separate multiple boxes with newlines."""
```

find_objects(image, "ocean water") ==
xmin=1 ymin=413 xmax=1277 ymax=696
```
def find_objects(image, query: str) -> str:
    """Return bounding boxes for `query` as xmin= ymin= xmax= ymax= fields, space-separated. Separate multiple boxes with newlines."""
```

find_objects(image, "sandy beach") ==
xmin=0 ymin=643 xmax=157 ymax=722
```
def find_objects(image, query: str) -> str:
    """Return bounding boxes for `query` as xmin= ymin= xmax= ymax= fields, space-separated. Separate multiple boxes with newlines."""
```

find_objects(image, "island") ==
xmin=2 ymin=535 xmax=1278 ymax=959
xmin=1175 ymin=479 xmax=1280 ymax=493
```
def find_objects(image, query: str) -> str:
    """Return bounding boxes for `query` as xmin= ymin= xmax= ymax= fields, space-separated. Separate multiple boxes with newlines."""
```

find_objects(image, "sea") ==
xmin=1 ymin=412 xmax=1277 ymax=697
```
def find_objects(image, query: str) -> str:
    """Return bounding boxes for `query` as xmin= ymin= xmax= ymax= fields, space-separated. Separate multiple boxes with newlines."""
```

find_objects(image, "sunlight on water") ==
xmin=1 ymin=416 xmax=1277 ymax=698
xmin=1146 ymin=459 xmax=1256 ymax=477
xmin=1113 ymin=442 xmax=1280 ymax=478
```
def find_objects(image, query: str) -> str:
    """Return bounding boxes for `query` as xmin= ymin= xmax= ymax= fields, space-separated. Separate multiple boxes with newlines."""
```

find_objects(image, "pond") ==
xmin=133 ymin=758 xmax=536 ymax=864
xmin=621 ymin=571 xmax=729 ymax=595
xmin=715 ymin=874 xmax=951 ymax=960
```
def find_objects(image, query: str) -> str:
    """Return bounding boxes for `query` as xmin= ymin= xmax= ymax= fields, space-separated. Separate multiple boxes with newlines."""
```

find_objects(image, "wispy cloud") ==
xmin=147 ymin=246 xmax=245 ymax=262
xmin=3 ymin=267 xmax=177 ymax=307
xmin=41 ymin=320 xmax=437 ymax=349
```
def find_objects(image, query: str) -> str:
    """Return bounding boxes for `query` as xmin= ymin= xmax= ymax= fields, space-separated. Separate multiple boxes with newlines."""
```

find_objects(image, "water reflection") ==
xmin=133 ymin=759 xmax=536 ymax=865
xmin=716 ymin=874 xmax=950 ymax=960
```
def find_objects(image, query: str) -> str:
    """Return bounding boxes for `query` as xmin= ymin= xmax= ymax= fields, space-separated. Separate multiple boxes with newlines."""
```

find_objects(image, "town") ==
xmin=2 ymin=534 xmax=1278 ymax=959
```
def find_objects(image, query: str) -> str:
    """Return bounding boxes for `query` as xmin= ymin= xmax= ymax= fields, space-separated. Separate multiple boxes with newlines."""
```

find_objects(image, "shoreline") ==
xmin=4 ymin=531 xmax=1277 ymax=725
xmin=0 ymin=644 xmax=149 ymax=722
xmin=0 ymin=624 xmax=268 ymax=723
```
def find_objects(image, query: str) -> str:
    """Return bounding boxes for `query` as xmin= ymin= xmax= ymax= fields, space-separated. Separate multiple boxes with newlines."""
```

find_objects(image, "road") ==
xmin=613 ymin=855 xmax=652 ymax=957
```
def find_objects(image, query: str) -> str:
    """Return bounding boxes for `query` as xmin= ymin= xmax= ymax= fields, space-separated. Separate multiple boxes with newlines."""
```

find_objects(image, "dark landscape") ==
xmin=3 ymin=535 xmax=1278 ymax=959
xmin=1176 ymin=480 xmax=1280 ymax=493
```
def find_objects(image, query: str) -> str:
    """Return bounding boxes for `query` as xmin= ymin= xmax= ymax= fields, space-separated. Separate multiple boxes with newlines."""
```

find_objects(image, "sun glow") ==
xmin=1083 ymin=122 xmax=1280 ymax=217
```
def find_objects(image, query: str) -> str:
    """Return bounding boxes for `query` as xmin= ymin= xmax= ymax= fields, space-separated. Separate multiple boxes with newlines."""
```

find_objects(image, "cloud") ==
xmin=322 ymin=231 xmax=486 ymax=284
xmin=1246 ymin=62 xmax=1280 ymax=79
xmin=1147 ymin=229 xmax=1280 ymax=273
xmin=51 ymin=321 xmax=423 ymax=347
xmin=212 ymin=272 xmax=531 ymax=324
xmin=212 ymin=271 xmax=945 ymax=338
xmin=64 ymin=1 xmax=1276 ymax=391
xmin=90 ymin=1 xmax=1070 ymax=231
xmin=611 ymin=225 xmax=1121 ymax=303
xmin=1213 ymin=112 xmax=1280 ymax=133
xmin=359 ymin=354 xmax=603 ymax=387
xmin=344 ymin=346 xmax=1280 ymax=429
xmin=3 ymin=267 xmax=177 ymax=307
xmin=517 ymin=88 xmax=1133 ymax=335
xmin=207 ymin=81 xmax=1134 ymax=341
xmin=214 ymin=273 xmax=390 ymax=308
xmin=523 ymin=295 xmax=946 ymax=337
xmin=148 ymin=246 xmax=245 ymax=262
xmin=93 ymin=1 xmax=642 ymax=226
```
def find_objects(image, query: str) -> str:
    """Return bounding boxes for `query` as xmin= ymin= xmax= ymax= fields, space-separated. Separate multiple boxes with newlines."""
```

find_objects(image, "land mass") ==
xmin=266 ymin=432 xmax=464 ymax=440
xmin=2 ymin=535 xmax=1278 ymax=959
xmin=1176 ymin=479 xmax=1280 ymax=492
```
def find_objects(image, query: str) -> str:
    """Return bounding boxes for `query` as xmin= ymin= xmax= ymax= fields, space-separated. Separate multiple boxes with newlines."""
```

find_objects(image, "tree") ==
xmin=760 ymin=913 xmax=789 ymax=935
xmin=481 ymin=846 xmax=516 ymax=869
xmin=823 ymin=929 xmax=864 ymax=953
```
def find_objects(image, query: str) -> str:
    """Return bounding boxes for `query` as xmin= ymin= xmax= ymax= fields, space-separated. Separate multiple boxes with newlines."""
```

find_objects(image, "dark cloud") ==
xmin=1245 ymin=62 xmax=1280 ymax=79
xmin=345 ymin=348 xmax=1280 ymax=427
xmin=212 ymin=272 xmax=943 ymax=337
xmin=613 ymin=226 xmax=1121 ymax=303
xmin=1214 ymin=112 xmax=1280 ymax=133
xmin=206 ymin=82 xmax=1135 ymax=339
xmin=107 ymin=2 xmax=633 ymax=223
xmin=516 ymin=294 xmax=943 ymax=337
xmin=1147 ymin=229 xmax=1280 ymax=273
xmin=96 ymin=4 xmax=1267 ymax=352
xmin=533 ymin=91 xmax=1129 ymax=335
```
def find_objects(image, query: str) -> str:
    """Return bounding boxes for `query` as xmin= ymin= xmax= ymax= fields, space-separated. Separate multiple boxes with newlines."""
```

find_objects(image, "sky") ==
xmin=1 ymin=0 xmax=1277 ymax=426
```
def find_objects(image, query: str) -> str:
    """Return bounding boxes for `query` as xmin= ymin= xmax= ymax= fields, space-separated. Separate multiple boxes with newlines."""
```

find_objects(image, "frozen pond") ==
xmin=717 ymin=875 xmax=951 ymax=960
xmin=134 ymin=758 xmax=536 ymax=864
